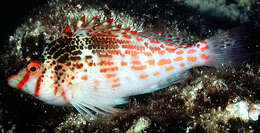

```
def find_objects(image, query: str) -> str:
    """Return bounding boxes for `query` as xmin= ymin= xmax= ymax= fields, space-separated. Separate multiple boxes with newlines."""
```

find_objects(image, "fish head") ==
xmin=7 ymin=60 xmax=68 ymax=105
xmin=7 ymin=60 xmax=42 ymax=92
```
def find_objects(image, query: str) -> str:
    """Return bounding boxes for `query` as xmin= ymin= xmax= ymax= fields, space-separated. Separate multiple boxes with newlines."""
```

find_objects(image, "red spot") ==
xmin=139 ymin=74 xmax=148 ymax=79
xmin=100 ymin=67 xmax=119 ymax=73
xmin=107 ymin=19 xmax=114 ymax=24
xmin=173 ymin=57 xmax=184 ymax=62
xmin=64 ymin=25 xmax=71 ymax=33
xmin=124 ymin=50 xmax=139 ymax=56
xmin=105 ymin=73 xmax=116 ymax=79
xmin=153 ymin=72 xmax=160 ymax=76
xmin=71 ymin=76 xmax=75 ymax=80
xmin=176 ymin=50 xmax=184 ymax=55
xmin=180 ymin=63 xmax=185 ymax=67
xmin=158 ymin=50 xmax=166 ymax=55
xmin=122 ymin=34 xmax=132 ymax=39
xmin=149 ymin=46 xmax=161 ymax=53
xmin=160 ymin=44 xmax=165 ymax=49
xmin=165 ymin=43 xmax=174 ymax=47
xmin=76 ymin=63 xmax=83 ymax=69
xmin=165 ymin=66 xmax=174 ymax=72
xmin=160 ymin=34 xmax=165 ymax=38
xmin=73 ymin=24 xmax=80 ymax=30
xmin=113 ymin=78 xmax=120 ymax=82
xmin=131 ymin=60 xmax=141 ymax=65
xmin=124 ymin=28 xmax=130 ymax=32
xmin=81 ymin=75 xmax=88 ymax=80
xmin=173 ymin=41 xmax=180 ymax=44
xmin=131 ymin=31 xmax=137 ymax=35
xmin=54 ymin=87 xmax=58 ymax=96
xmin=200 ymin=45 xmax=209 ymax=52
xmin=112 ymin=83 xmax=120 ymax=88
xmin=187 ymin=56 xmax=197 ymax=62
xmin=131 ymin=65 xmax=147 ymax=71
xmin=165 ymin=48 xmax=176 ymax=53
xmin=60 ymin=88 xmax=67 ymax=100
xmin=148 ymin=60 xmax=155 ymax=65
xmin=201 ymin=54 xmax=210 ymax=60
xmin=121 ymin=61 xmax=127 ymax=66
xmin=143 ymin=52 xmax=152 ymax=57
xmin=17 ymin=73 xmax=31 ymax=90
xmin=34 ymin=75 xmax=43 ymax=97
xmin=144 ymin=42 xmax=149 ymax=48
xmin=158 ymin=59 xmax=172 ymax=66
xmin=80 ymin=16 xmax=86 ymax=22
xmin=178 ymin=43 xmax=185 ymax=48
xmin=187 ymin=49 xmax=197 ymax=54
xmin=136 ymin=37 xmax=144 ymax=42
xmin=100 ymin=68 xmax=107 ymax=73
xmin=184 ymin=44 xmax=193 ymax=49
xmin=200 ymin=40 xmax=207 ymax=44
xmin=93 ymin=16 xmax=98 ymax=20
xmin=150 ymin=40 xmax=160 ymax=44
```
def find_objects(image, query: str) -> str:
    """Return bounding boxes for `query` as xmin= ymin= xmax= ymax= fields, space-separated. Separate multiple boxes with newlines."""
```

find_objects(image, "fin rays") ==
xmin=63 ymin=16 xmax=132 ymax=38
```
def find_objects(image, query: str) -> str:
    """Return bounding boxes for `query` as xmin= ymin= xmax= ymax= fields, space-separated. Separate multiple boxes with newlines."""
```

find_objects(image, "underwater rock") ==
xmin=178 ymin=0 xmax=253 ymax=22
xmin=0 ymin=0 xmax=260 ymax=132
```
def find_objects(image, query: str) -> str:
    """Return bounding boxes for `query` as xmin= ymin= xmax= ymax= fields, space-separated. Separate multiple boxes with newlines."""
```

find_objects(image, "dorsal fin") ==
xmin=139 ymin=31 xmax=192 ymax=48
xmin=63 ymin=16 xmax=130 ymax=38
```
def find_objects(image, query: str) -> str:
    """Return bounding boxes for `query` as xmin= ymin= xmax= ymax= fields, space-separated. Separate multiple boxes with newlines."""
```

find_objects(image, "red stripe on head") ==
xmin=17 ymin=73 xmax=31 ymax=90
xmin=34 ymin=75 xmax=43 ymax=97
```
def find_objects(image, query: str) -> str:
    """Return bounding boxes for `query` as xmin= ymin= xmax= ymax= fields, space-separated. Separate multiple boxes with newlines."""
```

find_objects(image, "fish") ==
xmin=7 ymin=15 xmax=248 ymax=120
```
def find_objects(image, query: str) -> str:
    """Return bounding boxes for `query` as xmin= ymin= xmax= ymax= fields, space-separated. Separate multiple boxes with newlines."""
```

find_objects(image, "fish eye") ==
xmin=29 ymin=66 xmax=37 ymax=72
xmin=27 ymin=61 xmax=41 ymax=74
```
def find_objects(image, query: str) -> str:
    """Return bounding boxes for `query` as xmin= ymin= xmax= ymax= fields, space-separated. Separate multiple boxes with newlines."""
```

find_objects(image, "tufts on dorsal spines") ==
xmin=63 ymin=16 xmax=137 ymax=38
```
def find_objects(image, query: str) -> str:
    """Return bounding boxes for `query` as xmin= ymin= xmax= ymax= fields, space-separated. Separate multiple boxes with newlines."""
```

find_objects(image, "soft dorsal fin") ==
xmin=139 ymin=31 xmax=192 ymax=48
xmin=63 ymin=16 xmax=132 ymax=38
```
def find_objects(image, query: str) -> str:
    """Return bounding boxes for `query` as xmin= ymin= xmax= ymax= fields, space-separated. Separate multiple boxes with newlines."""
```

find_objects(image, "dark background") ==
xmin=0 ymin=0 xmax=46 ymax=46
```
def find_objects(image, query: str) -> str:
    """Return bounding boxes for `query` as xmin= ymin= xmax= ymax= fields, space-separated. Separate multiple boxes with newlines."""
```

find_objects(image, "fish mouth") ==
xmin=7 ymin=76 xmax=20 ymax=89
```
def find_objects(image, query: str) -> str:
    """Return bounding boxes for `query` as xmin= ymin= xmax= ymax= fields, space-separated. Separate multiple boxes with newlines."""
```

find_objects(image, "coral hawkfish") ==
xmin=7 ymin=16 xmax=247 ymax=120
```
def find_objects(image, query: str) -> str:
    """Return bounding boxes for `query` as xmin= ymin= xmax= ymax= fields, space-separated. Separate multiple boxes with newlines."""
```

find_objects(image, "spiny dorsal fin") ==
xmin=63 ymin=16 xmax=134 ymax=38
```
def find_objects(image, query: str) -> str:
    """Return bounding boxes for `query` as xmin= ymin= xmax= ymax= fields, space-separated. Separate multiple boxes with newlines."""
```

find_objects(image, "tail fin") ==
xmin=199 ymin=27 xmax=249 ymax=67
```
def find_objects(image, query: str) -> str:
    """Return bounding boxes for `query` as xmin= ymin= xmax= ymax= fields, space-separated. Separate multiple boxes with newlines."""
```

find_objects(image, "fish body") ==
xmin=7 ymin=16 xmax=247 ymax=120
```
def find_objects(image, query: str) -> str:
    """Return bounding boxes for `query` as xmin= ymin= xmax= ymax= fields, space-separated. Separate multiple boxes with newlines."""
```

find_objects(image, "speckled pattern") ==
xmin=0 ymin=0 xmax=260 ymax=132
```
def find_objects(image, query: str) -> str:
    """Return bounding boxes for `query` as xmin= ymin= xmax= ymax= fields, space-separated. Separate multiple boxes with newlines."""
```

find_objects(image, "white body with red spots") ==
xmin=7 ymin=16 xmax=247 ymax=120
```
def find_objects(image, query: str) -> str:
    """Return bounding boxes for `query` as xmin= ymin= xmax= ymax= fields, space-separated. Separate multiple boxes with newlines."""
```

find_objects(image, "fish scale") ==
xmin=7 ymin=16 xmax=248 ymax=120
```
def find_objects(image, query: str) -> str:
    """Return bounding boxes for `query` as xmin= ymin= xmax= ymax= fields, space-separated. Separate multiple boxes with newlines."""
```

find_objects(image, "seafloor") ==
xmin=0 ymin=0 xmax=260 ymax=132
